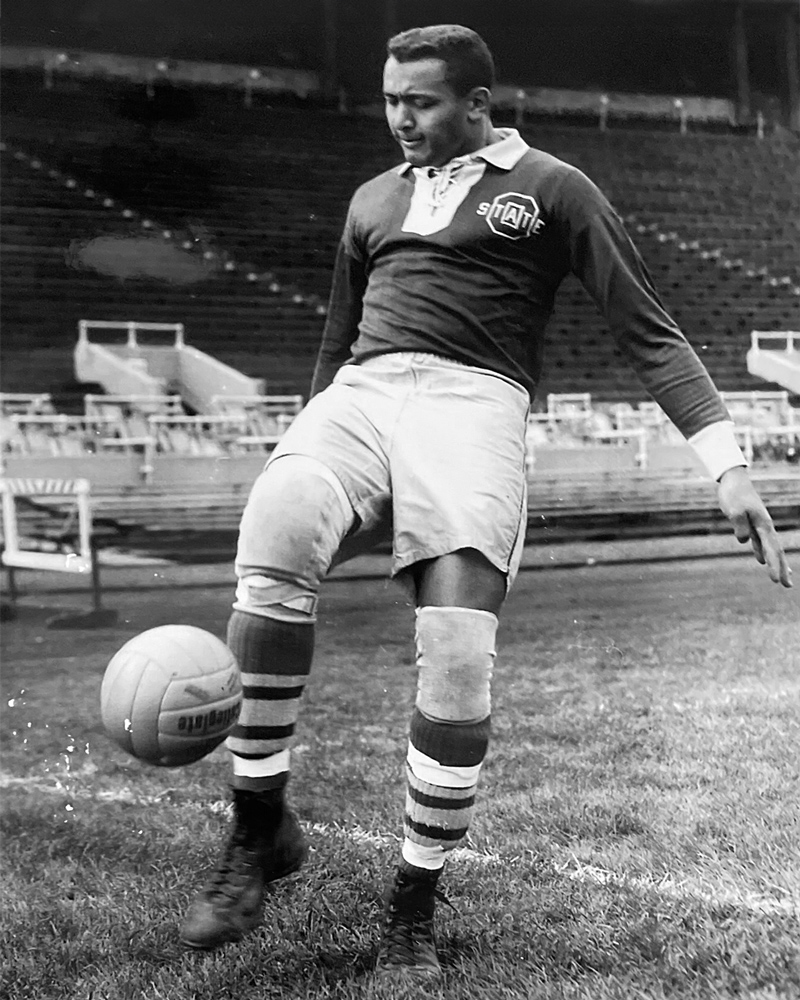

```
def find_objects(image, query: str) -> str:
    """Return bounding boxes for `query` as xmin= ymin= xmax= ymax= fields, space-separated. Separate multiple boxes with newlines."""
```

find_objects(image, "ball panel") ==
xmin=129 ymin=658 xmax=174 ymax=763
xmin=136 ymin=625 xmax=235 ymax=679
xmin=100 ymin=648 xmax=152 ymax=757
xmin=124 ymin=625 xmax=200 ymax=678
xmin=100 ymin=625 xmax=243 ymax=768
xmin=159 ymin=690 xmax=242 ymax=739
xmin=159 ymin=662 xmax=241 ymax=714
xmin=155 ymin=692 xmax=242 ymax=766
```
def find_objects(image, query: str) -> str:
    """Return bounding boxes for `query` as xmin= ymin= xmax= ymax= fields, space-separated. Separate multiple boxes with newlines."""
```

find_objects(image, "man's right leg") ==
xmin=181 ymin=454 xmax=354 ymax=949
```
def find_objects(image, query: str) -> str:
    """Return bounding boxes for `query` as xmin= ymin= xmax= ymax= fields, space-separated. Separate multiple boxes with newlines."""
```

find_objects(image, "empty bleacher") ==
xmin=2 ymin=68 xmax=799 ymax=407
xmin=1 ymin=386 xmax=302 ymax=457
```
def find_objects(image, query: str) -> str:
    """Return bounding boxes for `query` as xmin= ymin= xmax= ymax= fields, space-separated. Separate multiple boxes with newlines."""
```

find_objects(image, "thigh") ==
xmin=235 ymin=455 xmax=355 ymax=588
xmin=243 ymin=371 xmax=403 ymax=577
xmin=391 ymin=363 xmax=529 ymax=587
xmin=269 ymin=370 xmax=393 ymax=532
xmin=415 ymin=548 xmax=507 ymax=614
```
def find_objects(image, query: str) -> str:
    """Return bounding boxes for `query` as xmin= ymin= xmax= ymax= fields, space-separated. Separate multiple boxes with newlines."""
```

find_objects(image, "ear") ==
xmin=467 ymin=86 xmax=492 ymax=120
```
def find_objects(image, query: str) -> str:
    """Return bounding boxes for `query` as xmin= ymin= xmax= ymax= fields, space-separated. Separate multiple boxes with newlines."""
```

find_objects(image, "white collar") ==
xmin=396 ymin=128 xmax=529 ymax=175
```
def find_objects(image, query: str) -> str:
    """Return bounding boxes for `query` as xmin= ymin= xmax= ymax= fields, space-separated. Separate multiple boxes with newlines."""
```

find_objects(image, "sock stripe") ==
xmin=241 ymin=670 xmax=308 ymax=687
xmin=231 ymin=748 xmax=290 ymax=776
xmin=404 ymin=816 xmax=469 ymax=843
xmin=229 ymin=748 xmax=288 ymax=761
xmin=406 ymin=765 xmax=474 ymax=798
xmin=242 ymin=684 xmax=306 ymax=701
xmin=226 ymin=736 xmax=287 ymax=755
xmin=240 ymin=672 xmax=310 ymax=687
xmin=407 ymin=742 xmax=482 ymax=787
xmin=405 ymin=781 xmax=476 ymax=832
xmin=407 ymin=784 xmax=476 ymax=812
xmin=410 ymin=709 xmax=490 ymax=767
xmin=406 ymin=797 xmax=474 ymax=833
xmin=238 ymin=701 xmax=299 ymax=728
xmin=229 ymin=723 xmax=294 ymax=741
xmin=401 ymin=840 xmax=446 ymax=871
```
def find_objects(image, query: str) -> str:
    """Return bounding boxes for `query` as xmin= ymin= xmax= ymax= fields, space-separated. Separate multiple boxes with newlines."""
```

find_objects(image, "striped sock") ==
xmin=402 ymin=708 xmax=490 ymax=869
xmin=225 ymin=609 xmax=314 ymax=793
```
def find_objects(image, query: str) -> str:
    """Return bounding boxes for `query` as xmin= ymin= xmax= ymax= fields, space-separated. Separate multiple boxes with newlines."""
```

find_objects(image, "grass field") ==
xmin=1 ymin=545 xmax=800 ymax=999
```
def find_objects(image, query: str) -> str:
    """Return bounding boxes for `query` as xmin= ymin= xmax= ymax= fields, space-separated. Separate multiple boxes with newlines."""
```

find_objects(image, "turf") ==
xmin=1 ymin=551 xmax=799 ymax=999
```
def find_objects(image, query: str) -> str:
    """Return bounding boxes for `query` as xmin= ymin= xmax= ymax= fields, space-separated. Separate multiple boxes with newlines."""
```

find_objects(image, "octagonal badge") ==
xmin=481 ymin=192 xmax=543 ymax=240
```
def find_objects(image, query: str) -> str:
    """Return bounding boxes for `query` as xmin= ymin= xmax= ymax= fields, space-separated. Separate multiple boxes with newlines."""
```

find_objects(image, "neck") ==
xmin=468 ymin=122 xmax=502 ymax=156
xmin=485 ymin=123 xmax=504 ymax=146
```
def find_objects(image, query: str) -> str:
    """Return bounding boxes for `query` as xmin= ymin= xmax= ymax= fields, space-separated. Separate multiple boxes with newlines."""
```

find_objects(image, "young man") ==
xmin=180 ymin=24 xmax=792 ymax=980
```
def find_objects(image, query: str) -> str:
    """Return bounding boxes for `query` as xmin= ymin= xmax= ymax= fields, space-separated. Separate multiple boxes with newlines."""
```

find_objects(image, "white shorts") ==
xmin=241 ymin=353 xmax=530 ymax=589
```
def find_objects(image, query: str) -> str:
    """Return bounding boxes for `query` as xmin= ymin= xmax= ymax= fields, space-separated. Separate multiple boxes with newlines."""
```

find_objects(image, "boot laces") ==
xmin=382 ymin=876 xmax=456 ymax=963
xmin=206 ymin=825 xmax=262 ymax=899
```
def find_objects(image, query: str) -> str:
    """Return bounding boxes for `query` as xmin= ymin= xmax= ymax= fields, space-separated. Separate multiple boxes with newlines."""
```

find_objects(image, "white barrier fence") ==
xmin=0 ymin=477 xmax=117 ymax=627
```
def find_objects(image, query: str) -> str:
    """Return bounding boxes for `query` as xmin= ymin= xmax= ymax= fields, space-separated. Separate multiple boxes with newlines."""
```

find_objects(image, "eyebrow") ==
xmin=382 ymin=88 xmax=439 ymax=100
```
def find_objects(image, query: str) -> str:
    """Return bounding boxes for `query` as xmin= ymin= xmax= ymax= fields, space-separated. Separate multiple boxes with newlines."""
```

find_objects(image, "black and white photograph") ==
xmin=1 ymin=2 xmax=799 ymax=997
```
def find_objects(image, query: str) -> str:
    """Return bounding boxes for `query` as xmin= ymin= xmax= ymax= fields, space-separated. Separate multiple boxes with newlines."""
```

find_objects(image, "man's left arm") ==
xmin=559 ymin=170 xmax=792 ymax=588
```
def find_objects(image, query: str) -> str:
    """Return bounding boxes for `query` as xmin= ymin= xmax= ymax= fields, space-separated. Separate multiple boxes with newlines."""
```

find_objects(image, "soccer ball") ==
xmin=101 ymin=624 xmax=242 ymax=767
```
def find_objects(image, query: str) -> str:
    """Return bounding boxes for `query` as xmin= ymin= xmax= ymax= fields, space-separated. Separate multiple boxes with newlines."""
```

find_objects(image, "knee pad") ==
xmin=415 ymin=606 xmax=497 ymax=723
xmin=234 ymin=455 xmax=354 ymax=623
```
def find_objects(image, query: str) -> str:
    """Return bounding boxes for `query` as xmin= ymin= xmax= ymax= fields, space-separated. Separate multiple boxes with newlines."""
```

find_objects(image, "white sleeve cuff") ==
xmin=687 ymin=419 xmax=748 ymax=481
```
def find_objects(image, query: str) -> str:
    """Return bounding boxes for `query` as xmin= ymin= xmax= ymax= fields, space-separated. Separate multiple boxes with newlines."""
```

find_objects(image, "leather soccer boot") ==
xmin=376 ymin=866 xmax=448 ymax=980
xmin=180 ymin=789 xmax=307 ymax=949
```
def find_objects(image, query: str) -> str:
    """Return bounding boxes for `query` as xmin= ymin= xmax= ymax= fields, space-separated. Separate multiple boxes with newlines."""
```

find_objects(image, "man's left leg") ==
xmin=377 ymin=548 xmax=505 ymax=980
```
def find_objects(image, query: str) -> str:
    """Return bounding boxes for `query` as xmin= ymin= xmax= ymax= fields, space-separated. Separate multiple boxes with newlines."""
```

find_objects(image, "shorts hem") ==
xmin=391 ymin=542 xmax=513 ymax=581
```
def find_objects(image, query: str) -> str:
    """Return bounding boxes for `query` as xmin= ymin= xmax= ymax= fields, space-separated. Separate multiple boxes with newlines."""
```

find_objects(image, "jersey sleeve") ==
xmin=309 ymin=202 xmax=368 ymax=397
xmin=554 ymin=168 xmax=730 ymax=439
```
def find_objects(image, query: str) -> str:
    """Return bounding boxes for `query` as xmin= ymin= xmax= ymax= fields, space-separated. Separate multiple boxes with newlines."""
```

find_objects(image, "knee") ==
xmin=234 ymin=455 xmax=354 ymax=622
xmin=414 ymin=605 xmax=497 ymax=722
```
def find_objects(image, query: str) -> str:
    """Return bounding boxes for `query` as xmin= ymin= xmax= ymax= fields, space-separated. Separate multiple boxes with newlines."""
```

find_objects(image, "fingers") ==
xmin=747 ymin=514 xmax=766 ymax=565
xmin=718 ymin=473 xmax=793 ymax=587
xmin=730 ymin=511 xmax=752 ymax=548
xmin=751 ymin=515 xmax=793 ymax=588
xmin=778 ymin=552 xmax=793 ymax=589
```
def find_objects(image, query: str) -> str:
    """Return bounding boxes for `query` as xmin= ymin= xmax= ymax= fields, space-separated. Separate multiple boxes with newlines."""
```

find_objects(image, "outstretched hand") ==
xmin=717 ymin=466 xmax=793 ymax=588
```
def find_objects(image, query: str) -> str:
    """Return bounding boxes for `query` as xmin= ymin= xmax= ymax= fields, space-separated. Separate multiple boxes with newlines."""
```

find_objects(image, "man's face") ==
xmin=383 ymin=56 xmax=477 ymax=168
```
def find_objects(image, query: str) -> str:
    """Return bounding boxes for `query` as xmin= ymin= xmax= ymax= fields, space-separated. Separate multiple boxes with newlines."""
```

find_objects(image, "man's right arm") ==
xmin=309 ymin=212 xmax=367 ymax=398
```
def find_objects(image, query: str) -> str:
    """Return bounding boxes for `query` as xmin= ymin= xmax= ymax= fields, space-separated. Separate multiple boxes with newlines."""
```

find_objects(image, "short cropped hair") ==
xmin=386 ymin=24 xmax=495 ymax=98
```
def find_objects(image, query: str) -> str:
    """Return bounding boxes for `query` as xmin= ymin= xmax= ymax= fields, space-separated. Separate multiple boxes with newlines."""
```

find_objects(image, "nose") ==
xmin=388 ymin=101 xmax=415 ymax=134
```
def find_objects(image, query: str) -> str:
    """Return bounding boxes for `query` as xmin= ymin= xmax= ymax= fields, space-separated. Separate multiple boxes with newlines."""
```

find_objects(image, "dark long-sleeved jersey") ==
xmin=311 ymin=129 xmax=729 ymax=440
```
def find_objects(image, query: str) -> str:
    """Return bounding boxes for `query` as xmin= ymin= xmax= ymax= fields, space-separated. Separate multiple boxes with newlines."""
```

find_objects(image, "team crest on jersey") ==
xmin=477 ymin=192 xmax=545 ymax=240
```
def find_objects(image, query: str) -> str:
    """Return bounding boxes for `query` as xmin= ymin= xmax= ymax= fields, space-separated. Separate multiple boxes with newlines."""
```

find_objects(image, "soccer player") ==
xmin=180 ymin=24 xmax=792 ymax=979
